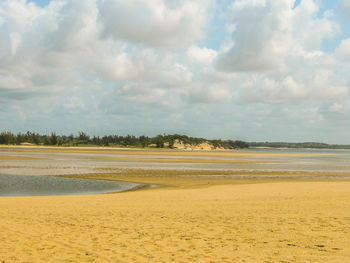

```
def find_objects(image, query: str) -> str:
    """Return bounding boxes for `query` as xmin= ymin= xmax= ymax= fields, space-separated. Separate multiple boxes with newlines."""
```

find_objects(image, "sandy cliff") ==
xmin=172 ymin=139 xmax=225 ymax=151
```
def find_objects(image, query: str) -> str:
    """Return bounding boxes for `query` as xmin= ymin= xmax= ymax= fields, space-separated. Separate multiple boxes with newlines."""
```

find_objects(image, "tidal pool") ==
xmin=0 ymin=174 xmax=141 ymax=196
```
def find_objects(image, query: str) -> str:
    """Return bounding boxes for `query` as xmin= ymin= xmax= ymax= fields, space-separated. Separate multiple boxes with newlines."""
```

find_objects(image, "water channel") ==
xmin=0 ymin=174 xmax=141 ymax=196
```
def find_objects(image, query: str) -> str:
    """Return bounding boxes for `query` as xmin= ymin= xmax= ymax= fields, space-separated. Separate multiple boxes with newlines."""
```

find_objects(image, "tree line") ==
xmin=0 ymin=131 xmax=248 ymax=149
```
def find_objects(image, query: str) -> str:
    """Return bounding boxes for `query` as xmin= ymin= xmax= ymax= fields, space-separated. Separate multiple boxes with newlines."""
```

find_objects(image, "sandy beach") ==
xmin=2 ymin=0 xmax=349 ymax=261
xmin=1 ymin=147 xmax=350 ymax=262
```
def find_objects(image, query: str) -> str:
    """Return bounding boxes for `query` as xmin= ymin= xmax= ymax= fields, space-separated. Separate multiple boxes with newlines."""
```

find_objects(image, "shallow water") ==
xmin=3 ymin=147 xmax=350 ymax=176
xmin=0 ymin=174 xmax=141 ymax=197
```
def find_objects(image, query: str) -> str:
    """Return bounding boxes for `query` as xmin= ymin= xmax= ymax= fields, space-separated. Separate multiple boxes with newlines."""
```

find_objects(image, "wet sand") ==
xmin=1 ymin=147 xmax=350 ymax=262
xmin=2 ymin=146 xmax=350 ymax=176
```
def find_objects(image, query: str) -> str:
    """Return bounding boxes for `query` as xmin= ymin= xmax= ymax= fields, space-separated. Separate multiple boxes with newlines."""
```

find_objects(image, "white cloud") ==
xmin=329 ymin=100 xmax=350 ymax=114
xmin=213 ymin=0 xmax=349 ymax=108
xmin=0 ymin=0 xmax=350 ymax=143
xmin=0 ymin=74 xmax=29 ymax=90
xmin=98 ymin=0 xmax=211 ymax=48
xmin=117 ymin=83 xmax=166 ymax=104
xmin=329 ymin=103 xmax=345 ymax=113
xmin=284 ymin=106 xmax=324 ymax=124
xmin=335 ymin=38 xmax=350 ymax=60
xmin=184 ymin=84 xmax=231 ymax=103
xmin=241 ymin=68 xmax=349 ymax=103
xmin=217 ymin=0 xmax=289 ymax=72
xmin=63 ymin=97 xmax=87 ymax=113
xmin=339 ymin=0 xmax=350 ymax=17
xmin=187 ymin=46 xmax=217 ymax=64
xmin=242 ymin=75 xmax=307 ymax=103
xmin=217 ymin=0 xmax=337 ymax=72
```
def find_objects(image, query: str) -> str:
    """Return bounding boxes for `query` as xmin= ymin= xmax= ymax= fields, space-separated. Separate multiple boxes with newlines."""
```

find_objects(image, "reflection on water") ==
xmin=0 ymin=174 xmax=141 ymax=197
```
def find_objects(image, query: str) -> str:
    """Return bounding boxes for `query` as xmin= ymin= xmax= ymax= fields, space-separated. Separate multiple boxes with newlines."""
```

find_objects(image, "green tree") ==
xmin=78 ymin=131 xmax=90 ymax=144
xmin=50 ymin=133 xmax=58 ymax=145
xmin=139 ymin=135 xmax=149 ymax=148
xmin=0 ymin=132 xmax=14 ymax=144
xmin=154 ymin=135 xmax=164 ymax=148
xmin=44 ymin=136 xmax=51 ymax=145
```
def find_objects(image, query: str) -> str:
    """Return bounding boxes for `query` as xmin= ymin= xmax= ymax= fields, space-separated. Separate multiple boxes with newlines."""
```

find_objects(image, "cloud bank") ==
xmin=0 ymin=0 xmax=350 ymax=143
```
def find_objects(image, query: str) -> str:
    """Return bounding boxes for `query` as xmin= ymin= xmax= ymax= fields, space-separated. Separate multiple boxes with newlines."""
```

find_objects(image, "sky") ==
xmin=1 ymin=0 xmax=350 ymax=143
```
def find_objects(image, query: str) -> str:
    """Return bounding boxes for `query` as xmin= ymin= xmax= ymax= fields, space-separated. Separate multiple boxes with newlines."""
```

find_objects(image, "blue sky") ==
xmin=1 ymin=0 xmax=350 ymax=143
xmin=28 ymin=0 xmax=50 ymax=7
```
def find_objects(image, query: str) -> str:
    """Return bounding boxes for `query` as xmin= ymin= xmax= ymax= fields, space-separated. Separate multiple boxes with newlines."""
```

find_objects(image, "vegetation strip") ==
xmin=0 ymin=132 xmax=248 ymax=149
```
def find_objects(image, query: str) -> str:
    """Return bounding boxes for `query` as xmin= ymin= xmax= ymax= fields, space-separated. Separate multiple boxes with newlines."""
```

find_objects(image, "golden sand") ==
xmin=0 ymin=181 xmax=350 ymax=262
xmin=1 ymin=147 xmax=350 ymax=262
xmin=66 ymin=169 xmax=350 ymax=186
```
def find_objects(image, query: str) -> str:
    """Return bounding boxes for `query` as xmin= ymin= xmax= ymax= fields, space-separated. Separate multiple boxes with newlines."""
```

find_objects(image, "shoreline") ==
xmin=3 ymin=144 xmax=350 ymax=151
xmin=0 ymin=145 xmax=338 ymax=157
xmin=0 ymin=144 xmax=234 ymax=152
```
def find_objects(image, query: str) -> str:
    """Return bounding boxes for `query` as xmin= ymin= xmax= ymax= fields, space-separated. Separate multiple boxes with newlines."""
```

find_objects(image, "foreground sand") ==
xmin=1 ymin=147 xmax=350 ymax=262
xmin=1 ymin=181 xmax=350 ymax=262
